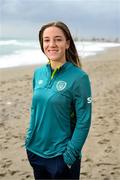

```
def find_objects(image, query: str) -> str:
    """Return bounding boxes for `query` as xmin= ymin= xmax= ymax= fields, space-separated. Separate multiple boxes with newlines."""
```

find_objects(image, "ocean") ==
xmin=0 ymin=39 xmax=120 ymax=68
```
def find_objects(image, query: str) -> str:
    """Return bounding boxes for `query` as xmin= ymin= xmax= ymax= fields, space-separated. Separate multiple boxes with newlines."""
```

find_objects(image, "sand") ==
xmin=0 ymin=46 xmax=120 ymax=180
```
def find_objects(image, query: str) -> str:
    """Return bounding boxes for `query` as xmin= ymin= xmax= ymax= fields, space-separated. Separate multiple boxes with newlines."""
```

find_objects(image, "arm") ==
xmin=25 ymin=71 xmax=36 ymax=146
xmin=63 ymin=74 xmax=92 ymax=165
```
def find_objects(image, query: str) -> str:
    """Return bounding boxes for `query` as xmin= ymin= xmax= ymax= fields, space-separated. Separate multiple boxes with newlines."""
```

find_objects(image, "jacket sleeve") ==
xmin=25 ymin=71 xmax=36 ymax=146
xmin=63 ymin=74 xmax=92 ymax=165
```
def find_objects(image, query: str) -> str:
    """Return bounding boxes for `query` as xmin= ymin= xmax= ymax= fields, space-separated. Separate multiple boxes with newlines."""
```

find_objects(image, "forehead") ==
xmin=43 ymin=26 xmax=65 ymax=38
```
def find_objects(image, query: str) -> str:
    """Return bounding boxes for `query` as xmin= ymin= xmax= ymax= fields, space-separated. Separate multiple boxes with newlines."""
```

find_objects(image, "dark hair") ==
xmin=39 ymin=21 xmax=82 ymax=68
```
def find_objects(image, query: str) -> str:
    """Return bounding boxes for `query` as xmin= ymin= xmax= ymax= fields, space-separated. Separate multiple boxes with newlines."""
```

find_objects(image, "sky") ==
xmin=0 ymin=0 xmax=120 ymax=40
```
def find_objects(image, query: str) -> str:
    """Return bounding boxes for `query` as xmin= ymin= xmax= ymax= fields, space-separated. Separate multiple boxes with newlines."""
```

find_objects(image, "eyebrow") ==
xmin=43 ymin=36 xmax=63 ymax=39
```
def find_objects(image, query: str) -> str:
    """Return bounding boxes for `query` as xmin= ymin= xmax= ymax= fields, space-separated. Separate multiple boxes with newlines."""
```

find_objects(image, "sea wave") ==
xmin=0 ymin=40 xmax=120 ymax=68
xmin=0 ymin=39 xmax=38 ymax=47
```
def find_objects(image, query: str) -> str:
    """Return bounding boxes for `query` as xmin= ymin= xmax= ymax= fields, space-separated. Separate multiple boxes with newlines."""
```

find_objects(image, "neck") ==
xmin=50 ymin=60 xmax=66 ymax=69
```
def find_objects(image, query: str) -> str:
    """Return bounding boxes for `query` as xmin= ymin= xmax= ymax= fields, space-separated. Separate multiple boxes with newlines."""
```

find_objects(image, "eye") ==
xmin=56 ymin=38 xmax=62 ymax=42
xmin=43 ymin=39 xmax=50 ymax=43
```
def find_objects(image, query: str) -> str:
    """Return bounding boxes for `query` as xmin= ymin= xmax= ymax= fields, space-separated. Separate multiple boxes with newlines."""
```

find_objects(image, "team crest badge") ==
xmin=56 ymin=81 xmax=67 ymax=91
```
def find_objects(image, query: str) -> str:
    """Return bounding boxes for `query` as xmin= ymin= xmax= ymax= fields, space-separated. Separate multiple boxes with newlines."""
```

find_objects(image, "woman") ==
xmin=25 ymin=21 xmax=92 ymax=180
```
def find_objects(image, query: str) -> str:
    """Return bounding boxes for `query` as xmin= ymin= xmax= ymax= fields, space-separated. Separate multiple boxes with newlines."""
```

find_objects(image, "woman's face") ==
xmin=42 ymin=26 xmax=70 ymax=62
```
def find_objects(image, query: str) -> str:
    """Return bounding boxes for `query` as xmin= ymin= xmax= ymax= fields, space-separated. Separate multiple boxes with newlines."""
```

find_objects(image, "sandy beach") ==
xmin=0 ymin=46 xmax=120 ymax=180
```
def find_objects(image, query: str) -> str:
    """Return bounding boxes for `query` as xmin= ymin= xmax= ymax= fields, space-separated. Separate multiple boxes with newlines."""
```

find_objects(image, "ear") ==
xmin=66 ymin=40 xmax=70 ymax=49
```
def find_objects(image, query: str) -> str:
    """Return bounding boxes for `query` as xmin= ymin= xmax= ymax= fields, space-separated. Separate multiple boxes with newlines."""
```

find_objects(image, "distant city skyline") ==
xmin=0 ymin=0 xmax=120 ymax=40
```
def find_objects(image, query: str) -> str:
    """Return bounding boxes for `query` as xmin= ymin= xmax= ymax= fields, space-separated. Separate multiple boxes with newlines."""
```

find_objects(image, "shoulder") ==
xmin=34 ymin=64 xmax=47 ymax=76
xmin=71 ymin=63 xmax=89 ymax=80
xmin=69 ymin=64 xmax=91 ymax=91
xmin=70 ymin=65 xmax=91 ymax=95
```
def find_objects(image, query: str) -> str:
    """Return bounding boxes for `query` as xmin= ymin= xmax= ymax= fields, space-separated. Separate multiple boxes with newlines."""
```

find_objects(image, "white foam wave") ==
xmin=0 ymin=49 xmax=48 ymax=68
xmin=0 ymin=41 xmax=120 ymax=68
xmin=0 ymin=39 xmax=38 ymax=47
xmin=76 ymin=41 xmax=120 ymax=57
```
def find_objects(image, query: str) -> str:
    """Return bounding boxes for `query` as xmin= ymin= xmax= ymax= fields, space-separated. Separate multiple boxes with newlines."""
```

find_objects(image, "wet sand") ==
xmin=0 ymin=46 xmax=120 ymax=180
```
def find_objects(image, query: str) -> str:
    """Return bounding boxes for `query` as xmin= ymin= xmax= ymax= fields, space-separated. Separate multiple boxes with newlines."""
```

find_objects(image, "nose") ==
xmin=49 ymin=39 xmax=56 ymax=47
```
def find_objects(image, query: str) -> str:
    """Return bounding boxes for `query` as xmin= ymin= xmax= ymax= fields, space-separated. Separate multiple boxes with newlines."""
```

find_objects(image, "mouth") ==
xmin=48 ymin=50 xmax=58 ymax=52
xmin=47 ymin=50 xmax=59 ymax=55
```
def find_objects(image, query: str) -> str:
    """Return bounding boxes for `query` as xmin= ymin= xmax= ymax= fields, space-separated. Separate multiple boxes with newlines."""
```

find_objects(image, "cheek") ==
xmin=43 ymin=44 xmax=47 ymax=52
xmin=61 ymin=45 xmax=67 ymax=52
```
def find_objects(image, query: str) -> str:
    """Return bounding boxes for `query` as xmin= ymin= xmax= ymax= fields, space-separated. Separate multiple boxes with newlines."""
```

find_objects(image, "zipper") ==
xmin=47 ymin=67 xmax=60 ymax=88
xmin=51 ymin=68 xmax=59 ymax=80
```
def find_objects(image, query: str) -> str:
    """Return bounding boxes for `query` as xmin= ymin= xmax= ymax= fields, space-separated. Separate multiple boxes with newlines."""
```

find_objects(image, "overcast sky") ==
xmin=0 ymin=0 xmax=120 ymax=40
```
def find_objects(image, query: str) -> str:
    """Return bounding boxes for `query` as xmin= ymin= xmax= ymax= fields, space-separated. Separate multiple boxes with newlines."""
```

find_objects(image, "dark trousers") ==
xmin=27 ymin=150 xmax=81 ymax=180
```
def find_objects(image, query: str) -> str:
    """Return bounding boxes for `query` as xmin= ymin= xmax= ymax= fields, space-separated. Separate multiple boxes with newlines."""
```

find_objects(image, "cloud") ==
xmin=0 ymin=0 xmax=120 ymax=39
xmin=1 ymin=0 xmax=119 ymax=21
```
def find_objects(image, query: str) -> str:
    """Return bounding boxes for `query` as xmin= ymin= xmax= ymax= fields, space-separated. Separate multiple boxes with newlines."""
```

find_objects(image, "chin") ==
xmin=48 ymin=57 xmax=60 ymax=61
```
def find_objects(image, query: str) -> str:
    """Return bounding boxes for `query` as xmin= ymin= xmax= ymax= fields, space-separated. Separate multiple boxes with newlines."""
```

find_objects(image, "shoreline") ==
xmin=0 ymin=41 xmax=120 ymax=70
xmin=0 ymin=45 xmax=119 ymax=70
xmin=0 ymin=46 xmax=120 ymax=179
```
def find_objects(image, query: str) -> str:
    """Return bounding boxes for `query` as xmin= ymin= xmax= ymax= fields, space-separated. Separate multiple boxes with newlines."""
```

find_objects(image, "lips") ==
xmin=48 ymin=50 xmax=58 ymax=52
xmin=47 ymin=50 xmax=59 ymax=55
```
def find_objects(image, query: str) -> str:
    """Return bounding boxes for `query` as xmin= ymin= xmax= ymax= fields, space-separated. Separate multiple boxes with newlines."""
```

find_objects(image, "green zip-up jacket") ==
xmin=25 ymin=62 xmax=92 ymax=165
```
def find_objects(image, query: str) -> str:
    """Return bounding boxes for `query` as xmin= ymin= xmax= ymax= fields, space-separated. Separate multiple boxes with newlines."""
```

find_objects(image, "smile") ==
xmin=48 ymin=50 xmax=58 ymax=52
